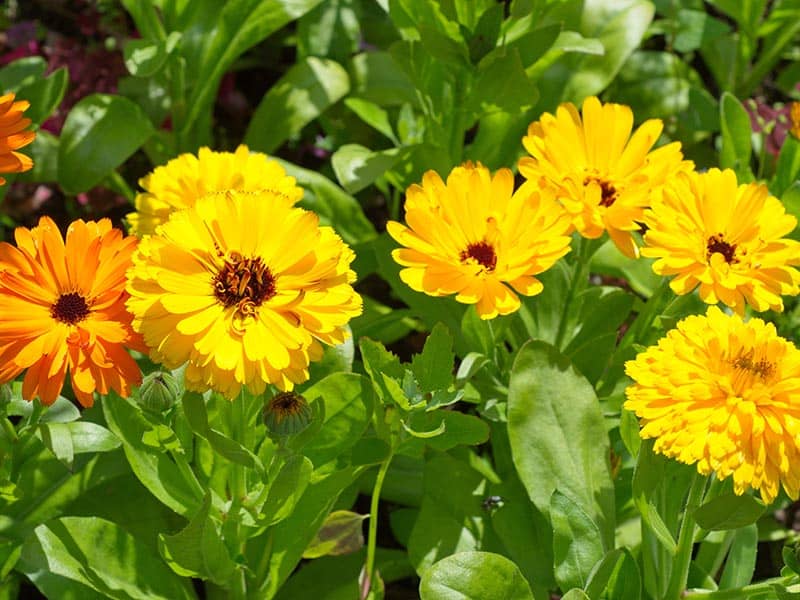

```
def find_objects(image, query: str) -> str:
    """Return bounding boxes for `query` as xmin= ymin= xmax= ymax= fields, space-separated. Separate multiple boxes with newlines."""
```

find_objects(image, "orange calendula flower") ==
xmin=0 ymin=92 xmax=35 ymax=185
xmin=126 ymin=190 xmax=362 ymax=398
xmin=126 ymin=144 xmax=303 ymax=236
xmin=387 ymin=162 xmax=573 ymax=320
xmin=0 ymin=217 xmax=145 ymax=406
xmin=625 ymin=306 xmax=800 ymax=504
xmin=790 ymin=102 xmax=800 ymax=140
xmin=642 ymin=168 xmax=800 ymax=314
xmin=519 ymin=96 xmax=689 ymax=258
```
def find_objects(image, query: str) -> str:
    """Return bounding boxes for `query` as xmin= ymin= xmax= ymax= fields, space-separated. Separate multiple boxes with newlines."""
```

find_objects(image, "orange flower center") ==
xmin=51 ymin=292 xmax=90 ymax=325
xmin=460 ymin=241 xmax=497 ymax=272
xmin=213 ymin=252 xmax=276 ymax=313
xmin=707 ymin=233 xmax=738 ymax=264
xmin=585 ymin=176 xmax=618 ymax=207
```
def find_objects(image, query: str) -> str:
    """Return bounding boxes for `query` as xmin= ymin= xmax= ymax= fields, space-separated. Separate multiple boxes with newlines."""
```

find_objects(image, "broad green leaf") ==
xmin=585 ymin=548 xmax=625 ymax=600
xmin=470 ymin=48 xmax=538 ymax=116
xmin=407 ymin=453 xmax=486 ymax=573
xmin=411 ymin=323 xmax=455 ymax=393
xmin=65 ymin=422 xmax=120 ymax=454
xmin=302 ymin=510 xmax=367 ymax=558
xmin=694 ymin=494 xmax=765 ymax=531
xmin=104 ymin=393 xmax=202 ymax=516
xmin=673 ymin=9 xmax=731 ymax=53
xmin=719 ymin=91 xmax=754 ymax=181
xmin=181 ymin=0 xmax=326 ymax=136
xmin=17 ymin=130 xmax=58 ymax=183
xmin=607 ymin=548 xmax=641 ymax=600
xmin=297 ymin=0 xmax=361 ymax=63
xmin=420 ymin=551 xmax=534 ymax=600
xmin=331 ymin=143 xmax=411 ymax=194
xmin=158 ymin=493 xmax=236 ymax=584
xmin=16 ymin=67 xmax=68 ymax=126
xmin=58 ymin=94 xmax=155 ymax=193
xmin=773 ymin=135 xmax=800 ymax=198
xmin=507 ymin=341 xmax=615 ymax=547
xmin=360 ymin=337 xmax=405 ymax=384
xmin=259 ymin=467 xmax=360 ymax=597
xmin=551 ymin=490 xmax=605 ymax=591
xmin=260 ymin=455 xmax=313 ymax=527
xmin=301 ymin=373 xmax=373 ymax=467
xmin=561 ymin=591 xmax=591 ymax=600
xmin=592 ymin=239 xmax=661 ymax=297
xmin=39 ymin=423 xmax=74 ymax=469
xmin=399 ymin=411 xmax=489 ymax=453
xmin=0 ymin=57 xmax=46 ymax=91
xmin=124 ymin=33 xmax=181 ymax=77
xmin=245 ymin=57 xmax=349 ymax=153
xmin=344 ymin=97 xmax=399 ymax=143
xmin=350 ymin=51 xmax=418 ymax=107
xmin=19 ymin=517 xmax=195 ymax=600
xmin=276 ymin=158 xmax=376 ymax=246
xmin=719 ymin=523 xmax=757 ymax=589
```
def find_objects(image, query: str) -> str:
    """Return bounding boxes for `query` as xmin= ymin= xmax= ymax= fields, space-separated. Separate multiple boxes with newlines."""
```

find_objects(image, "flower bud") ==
xmin=263 ymin=391 xmax=312 ymax=436
xmin=135 ymin=371 xmax=180 ymax=413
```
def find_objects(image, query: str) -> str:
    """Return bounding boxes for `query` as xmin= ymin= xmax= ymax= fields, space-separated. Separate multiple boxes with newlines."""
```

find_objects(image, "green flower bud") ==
xmin=263 ymin=391 xmax=312 ymax=436
xmin=135 ymin=371 xmax=180 ymax=413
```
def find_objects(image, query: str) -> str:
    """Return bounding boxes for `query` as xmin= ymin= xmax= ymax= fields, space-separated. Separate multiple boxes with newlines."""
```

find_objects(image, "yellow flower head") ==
xmin=386 ymin=162 xmax=573 ymax=320
xmin=625 ymin=306 xmax=800 ymax=504
xmin=0 ymin=92 xmax=35 ymax=185
xmin=126 ymin=145 xmax=303 ymax=236
xmin=519 ymin=96 xmax=689 ymax=258
xmin=790 ymin=102 xmax=800 ymax=140
xmin=126 ymin=190 xmax=362 ymax=398
xmin=642 ymin=168 xmax=800 ymax=314
xmin=0 ymin=217 xmax=145 ymax=406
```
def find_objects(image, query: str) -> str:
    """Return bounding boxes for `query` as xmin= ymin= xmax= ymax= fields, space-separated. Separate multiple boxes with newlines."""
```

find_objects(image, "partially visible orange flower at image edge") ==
xmin=0 ymin=217 xmax=146 ymax=406
xmin=0 ymin=92 xmax=35 ymax=184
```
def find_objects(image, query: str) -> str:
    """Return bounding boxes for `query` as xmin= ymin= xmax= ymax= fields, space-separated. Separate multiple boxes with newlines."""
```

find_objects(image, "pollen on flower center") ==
xmin=213 ymin=252 xmax=276 ymax=311
xmin=707 ymin=233 xmax=738 ymax=264
xmin=51 ymin=292 xmax=90 ymax=325
xmin=585 ymin=176 xmax=618 ymax=207
xmin=732 ymin=351 xmax=776 ymax=381
xmin=460 ymin=241 xmax=497 ymax=271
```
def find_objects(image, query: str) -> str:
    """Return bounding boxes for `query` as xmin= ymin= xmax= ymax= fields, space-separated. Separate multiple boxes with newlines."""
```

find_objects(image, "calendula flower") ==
xmin=790 ymin=102 xmax=800 ymax=140
xmin=0 ymin=92 xmax=35 ymax=185
xmin=0 ymin=217 xmax=144 ymax=406
xmin=625 ymin=306 xmax=800 ymax=504
xmin=126 ymin=190 xmax=362 ymax=397
xmin=126 ymin=145 xmax=303 ymax=236
xmin=519 ymin=96 xmax=689 ymax=258
xmin=386 ymin=162 xmax=573 ymax=320
xmin=642 ymin=168 xmax=800 ymax=314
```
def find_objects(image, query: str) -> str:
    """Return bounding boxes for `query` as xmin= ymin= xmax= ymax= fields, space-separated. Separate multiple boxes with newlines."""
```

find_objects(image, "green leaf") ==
xmin=16 ymin=67 xmax=68 ymax=126
xmin=17 ymin=130 xmax=58 ymax=182
xmin=773 ymin=135 xmax=800 ymax=198
xmin=719 ymin=91 xmax=754 ymax=182
xmin=401 ymin=417 xmax=446 ymax=439
xmin=104 ymin=393 xmax=202 ymax=516
xmin=18 ymin=517 xmax=195 ymax=599
xmin=0 ymin=57 xmax=46 ymax=91
xmin=301 ymin=373 xmax=373 ymax=467
xmin=124 ymin=33 xmax=181 ymax=77
xmin=399 ymin=411 xmax=489 ymax=453
xmin=411 ymin=323 xmax=455 ymax=393
xmin=561 ymin=591 xmax=591 ymax=600
xmin=694 ymin=494 xmax=765 ymax=531
xmin=419 ymin=551 xmax=534 ymax=600
xmin=607 ymin=548 xmax=641 ymax=600
xmin=277 ymin=158 xmax=377 ymax=246
xmin=158 ymin=493 xmax=236 ymax=584
xmin=244 ymin=57 xmax=349 ymax=153
xmin=551 ymin=490 xmax=605 ymax=591
xmin=331 ymin=143 xmax=411 ymax=194
xmin=297 ymin=0 xmax=361 ymax=64
xmin=719 ymin=523 xmax=757 ymax=589
xmin=673 ymin=9 xmax=731 ymax=53
xmin=507 ymin=340 xmax=615 ymax=547
xmin=260 ymin=455 xmax=313 ymax=527
xmin=344 ymin=97 xmax=399 ymax=144
xmin=58 ymin=94 xmax=155 ymax=193
xmin=470 ymin=48 xmax=538 ymax=116
xmin=350 ymin=51 xmax=418 ymax=107
xmin=784 ymin=183 xmax=800 ymax=241
xmin=39 ymin=423 xmax=74 ymax=469
xmin=65 ymin=422 xmax=121 ymax=454
xmin=302 ymin=510 xmax=367 ymax=558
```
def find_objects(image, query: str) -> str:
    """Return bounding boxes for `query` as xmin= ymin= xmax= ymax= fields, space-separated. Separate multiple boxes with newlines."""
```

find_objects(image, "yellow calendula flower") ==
xmin=0 ymin=92 xmax=35 ymax=185
xmin=0 ymin=217 xmax=144 ymax=407
xmin=642 ymin=168 xmax=800 ymax=314
xmin=625 ymin=306 xmax=800 ymax=504
xmin=519 ymin=96 xmax=689 ymax=258
xmin=126 ymin=190 xmax=362 ymax=398
xmin=386 ymin=162 xmax=573 ymax=320
xmin=126 ymin=145 xmax=303 ymax=236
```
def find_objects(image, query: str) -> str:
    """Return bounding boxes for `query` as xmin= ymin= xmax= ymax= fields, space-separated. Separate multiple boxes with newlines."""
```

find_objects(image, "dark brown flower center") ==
xmin=585 ymin=176 xmax=618 ymax=207
xmin=707 ymin=233 xmax=738 ymax=264
xmin=51 ymin=292 xmax=90 ymax=325
xmin=213 ymin=252 xmax=276 ymax=310
xmin=732 ymin=351 xmax=775 ymax=381
xmin=460 ymin=241 xmax=497 ymax=272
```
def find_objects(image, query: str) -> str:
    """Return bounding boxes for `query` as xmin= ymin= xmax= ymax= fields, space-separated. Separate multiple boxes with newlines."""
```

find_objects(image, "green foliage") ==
xmin=419 ymin=551 xmax=534 ymax=600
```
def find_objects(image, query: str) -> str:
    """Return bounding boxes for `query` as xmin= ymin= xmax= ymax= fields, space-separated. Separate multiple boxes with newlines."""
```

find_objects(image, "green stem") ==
xmin=1 ymin=418 xmax=18 ymax=443
xmin=107 ymin=170 xmax=135 ymax=203
xmin=169 ymin=448 xmax=205 ymax=499
xmin=364 ymin=453 xmax=393 ymax=595
xmin=665 ymin=472 xmax=708 ymax=600
xmin=617 ymin=278 xmax=672 ymax=353
xmin=554 ymin=237 xmax=595 ymax=349
xmin=683 ymin=576 xmax=798 ymax=599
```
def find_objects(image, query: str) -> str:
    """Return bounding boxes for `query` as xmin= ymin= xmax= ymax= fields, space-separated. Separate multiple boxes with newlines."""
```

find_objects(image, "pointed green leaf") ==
xmin=420 ymin=551 xmax=534 ymax=600
xmin=720 ymin=91 xmax=754 ymax=181
xmin=260 ymin=455 xmax=313 ymax=527
xmin=411 ymin=323 xmax=455 ymax=394
xmin=551 ymin=490 xmax=605 ymax=592
xmin=302 ymin=510 xmax=367 ymax=559
xmin=694 ymin=494 xmax=765 ymax=531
